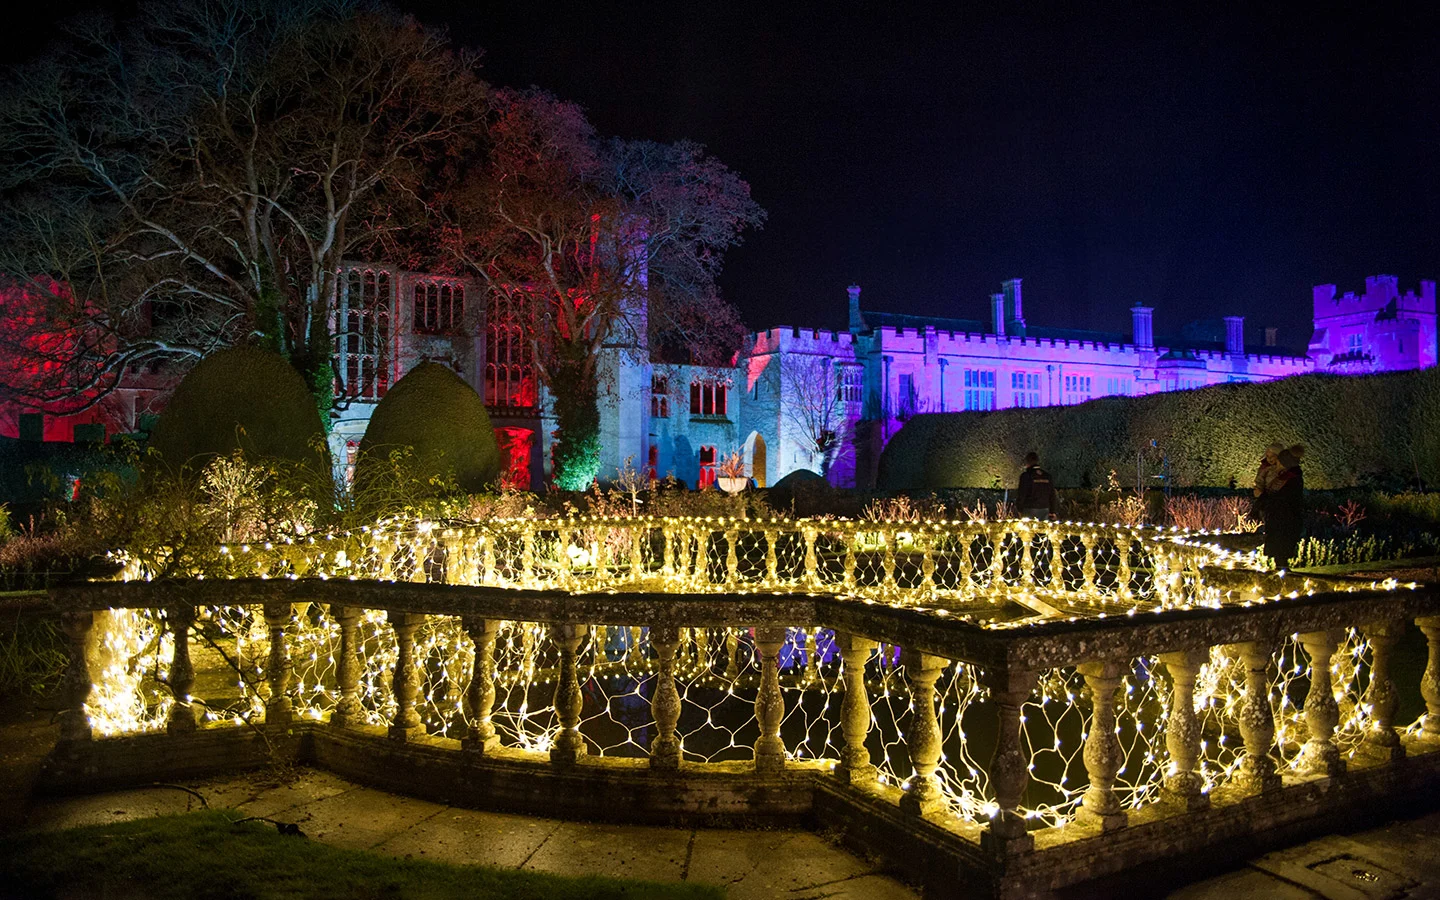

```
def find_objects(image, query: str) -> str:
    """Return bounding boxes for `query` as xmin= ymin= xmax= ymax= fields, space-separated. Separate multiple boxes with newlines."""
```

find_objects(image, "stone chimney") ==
xmin=1224 ymin=316 xmax=1244 ymax=356
xmin=847 ymin=284 xmax=863 ymax=333
xmin=1131 ymin=304 xmax=1153 ymax=349
xmin=1002 ymin=278 xmax=1026 ymax=335
xmin=991 ymin=293 xmax=1006 ymax=336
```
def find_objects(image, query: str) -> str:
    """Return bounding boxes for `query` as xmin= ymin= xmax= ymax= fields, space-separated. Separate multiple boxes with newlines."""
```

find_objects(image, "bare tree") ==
xmin=781 ymin=355 xmax=855 ymax=479
xmin=0 ymin=0 xmax=488 ymax=419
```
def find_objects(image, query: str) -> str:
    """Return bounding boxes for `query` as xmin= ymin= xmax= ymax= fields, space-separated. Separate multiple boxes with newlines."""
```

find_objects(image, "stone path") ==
xmin=23 ymin=768 xmax=920 ymax=900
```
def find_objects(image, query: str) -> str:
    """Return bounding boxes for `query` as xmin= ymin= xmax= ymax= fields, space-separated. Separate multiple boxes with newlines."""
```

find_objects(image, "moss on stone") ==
xmin=353 ymin=362 xmax=501 ymax=497
xmin=147 ymin=346 xmax=330 ymax=479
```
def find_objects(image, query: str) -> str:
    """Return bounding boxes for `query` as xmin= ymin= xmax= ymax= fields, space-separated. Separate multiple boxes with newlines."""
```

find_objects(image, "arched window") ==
xmin=337 ymin=268 xmax=394 ymax=400
xmin=485 ymin=292 xmax=536 ymax=412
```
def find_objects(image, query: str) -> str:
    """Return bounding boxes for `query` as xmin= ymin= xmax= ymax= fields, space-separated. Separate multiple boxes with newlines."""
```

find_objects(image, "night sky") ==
xmin=8 ymin=2 xmax=1439 ymax=347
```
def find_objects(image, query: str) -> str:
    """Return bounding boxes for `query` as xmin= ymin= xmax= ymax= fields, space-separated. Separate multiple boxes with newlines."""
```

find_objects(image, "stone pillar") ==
xmin=725 ymin=630 xmax=740 ymax=680
xmin=263 ymin=601 xmax=294 ymax=733
xmin=649 ymin=625 xmax=682 ymax=770
xmin=551 ymin=624 xmax=589 ymax=765
xmin=1019 ymin=526 xmax=1035 ymax=589
xmin=166 ymin=604 xmax=200 ymax=734
xmin=1296 ymin=630 xmax=1345 ymax=776
xmin=1080 ymin=534 xmax=1098 ymax=595
xmin=1116 ymin=534 xmax=1133 ymax=601
xmin=765 ymin=530 xmax=779 ymax=584
xmin=331 ymin=605 xmax=362 ymax=728
xmin=753 ymin=627 xmax=787 ymax=775
xmin=58 ymin=611 xmax=94 ymax=744
xmin=899 ymin=649 xmax=946 ymax=817
xmin=1048 ymin=530 xmax=1065 ymax=589
xmin=834 ymin=632 xmax=878 ymax=785
xmin=1232 ymin=641 xmax=1283 ymax=793
xmin=1077 ymin=660 xmax=1127 ymax=830
xmin=1158 ymin=648 xmax=1209 ymax=810
xmin=981 ymin=668 xmax=1039 ymax=855
xmin=462 ymin=616 xmax=499 ymax=754
xmin=803 ymin=528 xmax=819 ymax=587
xmin=1363 ymin=621 xmax=1405 ymax=760
xmin=724 ymin=528 xmax=739 ymax=587
xmin=388 ymin=612 xmax=425 ymax=741
xmin=881 ymin=531 xmax=897 ymax=591
xmin=1418 ymin=616 xmax=1440 ymax=737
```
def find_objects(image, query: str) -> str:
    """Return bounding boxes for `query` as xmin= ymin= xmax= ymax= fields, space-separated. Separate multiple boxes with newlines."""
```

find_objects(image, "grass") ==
xmin=0 ymin=608 xmax=68 ymax=701
xmin=0 ymin=811 xmax=726 ymax=900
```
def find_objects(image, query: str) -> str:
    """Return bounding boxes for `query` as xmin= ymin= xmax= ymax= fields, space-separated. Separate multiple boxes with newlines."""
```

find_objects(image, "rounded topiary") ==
xmin=353 ymin=361 xmax=501 ymax=496
xmin=766 ymin=468 xmax=833 ymax=517
xmin=148 ymin=346 xmax=330 ymax=478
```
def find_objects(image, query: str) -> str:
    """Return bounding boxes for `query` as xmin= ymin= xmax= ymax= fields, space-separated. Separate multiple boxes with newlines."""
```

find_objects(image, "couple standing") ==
xmin=1254 ymin=443 xmax=1305 ymax=570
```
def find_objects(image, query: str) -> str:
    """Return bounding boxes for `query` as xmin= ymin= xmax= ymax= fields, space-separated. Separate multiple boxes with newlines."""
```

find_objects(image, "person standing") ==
xmin=1263 ymin=445 xmax=1305 ymax=570
xmin=1017 ymin=452 xmax=1059 ymax=520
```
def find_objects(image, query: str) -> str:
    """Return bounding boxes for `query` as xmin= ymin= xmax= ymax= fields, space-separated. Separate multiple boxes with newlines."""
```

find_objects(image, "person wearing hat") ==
xmin=1262 ymin=444 xmax=1305 ymax=570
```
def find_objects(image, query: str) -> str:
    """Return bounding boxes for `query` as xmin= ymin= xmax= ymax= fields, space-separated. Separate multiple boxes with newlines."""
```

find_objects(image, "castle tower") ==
xmin=1131 ymin=304 xmax=1154 ymax=349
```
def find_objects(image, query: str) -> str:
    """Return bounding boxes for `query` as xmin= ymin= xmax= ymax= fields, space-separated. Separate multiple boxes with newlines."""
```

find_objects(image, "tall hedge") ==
xmin=878 ymin=368 xmax=1440 ymax=491
xmin=147 ymin=346 xmax=331 ymax=479
xmin=352 ymin=362 xmax=501 ymax=497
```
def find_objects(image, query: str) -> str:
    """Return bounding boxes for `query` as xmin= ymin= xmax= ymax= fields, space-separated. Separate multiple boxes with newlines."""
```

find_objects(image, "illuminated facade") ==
xmin=1308 ymin=276 xmax=1438 ymax=374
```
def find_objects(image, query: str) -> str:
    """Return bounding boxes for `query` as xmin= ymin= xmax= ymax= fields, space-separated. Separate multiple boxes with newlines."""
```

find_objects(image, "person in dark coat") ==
xmin=1017 ymin=452 xmax=1059 ymax=520
xmin=1263 ymin=445 xmax=1305 ymax=570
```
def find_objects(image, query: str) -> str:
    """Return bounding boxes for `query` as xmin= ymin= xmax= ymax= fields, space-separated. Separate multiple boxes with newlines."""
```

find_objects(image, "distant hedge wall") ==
xmin=877 ymin=368 xmax=1440 ymax=491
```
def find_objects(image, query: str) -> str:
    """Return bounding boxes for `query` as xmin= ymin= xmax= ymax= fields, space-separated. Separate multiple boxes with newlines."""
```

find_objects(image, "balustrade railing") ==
xmin=143 ymin=516 xmax=1279 ymax=623
xmin=50 ymin=553 xmax=1439 ymax=858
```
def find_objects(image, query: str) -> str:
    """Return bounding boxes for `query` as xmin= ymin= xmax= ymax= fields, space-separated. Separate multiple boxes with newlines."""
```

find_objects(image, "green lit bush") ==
xmin=879 ymin=368 xmax=1440 ymax=491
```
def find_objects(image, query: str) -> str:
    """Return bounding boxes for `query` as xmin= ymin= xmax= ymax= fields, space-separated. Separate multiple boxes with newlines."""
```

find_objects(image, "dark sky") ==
xmin=8 ymin=2 xmax=1439 ymax=346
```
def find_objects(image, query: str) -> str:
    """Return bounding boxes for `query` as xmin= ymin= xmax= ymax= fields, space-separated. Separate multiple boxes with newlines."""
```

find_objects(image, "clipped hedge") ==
xmin=147 ymin=346 xmax=331 ymax=478
xmin=353 ymin=361 xmax=501 ymax=497
xmin=879 ymin=367 xmax=1440 ymax=491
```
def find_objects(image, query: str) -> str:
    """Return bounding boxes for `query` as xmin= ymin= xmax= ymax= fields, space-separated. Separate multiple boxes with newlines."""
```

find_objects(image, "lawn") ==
xmin=0 ymin=810 xmax=725 ymax=900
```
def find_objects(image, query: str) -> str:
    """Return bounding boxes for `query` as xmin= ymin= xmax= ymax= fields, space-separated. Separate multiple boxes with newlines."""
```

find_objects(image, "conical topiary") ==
xmin=353 ymin=361 xmax=501 ymax=498
xmin=147 ymin=346 xmax=331 ymax=479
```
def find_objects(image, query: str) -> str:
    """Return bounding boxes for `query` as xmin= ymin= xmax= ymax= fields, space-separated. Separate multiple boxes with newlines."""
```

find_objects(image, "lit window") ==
xmin=1063 ymin=374 xmax=1092 ymax=404
xmin=698 ymin=445 xmax=717 ymax=489
xmin=838 ymin=366 xmax=863 ymax=403
xmin=689 ymin=379 xmax=729 ymax=417
xmin=413 ymin=281 xmax=464 ymax=334
xmin=1010 ymin=372 xmax=1040 ymax=407
xmin=1346 ymin=333 xmax=1364 ymax=354
xmin=337 ymin=268 xmax=393 ymax=400
xmin=485 ymin=292 xmax=536 ymax=412
xmin=651 ymin=374 xmax=670 ymax=418
xmin=963 ymin=369 xmax=995 ymax=411
xmin=897 ymin=373 xmax=918 ymax=418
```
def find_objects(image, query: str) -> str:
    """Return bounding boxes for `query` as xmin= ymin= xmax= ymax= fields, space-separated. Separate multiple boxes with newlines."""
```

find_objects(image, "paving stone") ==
xmin=272 ymin=784 xmax=448 ymax=850
xmin=521 ymin=820 xmax=692 ymax=882
xmin=372 ymin=806 xmax=560 ymax=868
xmin=26 ymin=786 xmax=206 ymax=832
xmin=219 ymin=768 xmax=358 ymax=819
xmin=690 ymin=829 xmax=891 ymax=898
xmin=1166 ymin=868 xmax=1318 ymax=900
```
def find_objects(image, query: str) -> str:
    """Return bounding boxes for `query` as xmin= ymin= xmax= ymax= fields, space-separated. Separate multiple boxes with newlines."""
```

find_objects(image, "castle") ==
xmin=5 ymin=273 xmax=1437 ymax=491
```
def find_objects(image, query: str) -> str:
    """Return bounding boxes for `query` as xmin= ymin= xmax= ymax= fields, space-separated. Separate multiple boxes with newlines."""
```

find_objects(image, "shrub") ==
xmin=879 ymin=367 xmax=1440 ymax=491
xmin=352 ymin=362 xmax=501 ymax=508
xmin=146 ymin=346 xmax=332 ymax=492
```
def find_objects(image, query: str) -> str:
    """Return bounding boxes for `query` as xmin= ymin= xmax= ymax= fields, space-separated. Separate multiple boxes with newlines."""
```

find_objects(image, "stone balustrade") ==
xmin=43 ymin=553 xmax=1440 ymax=897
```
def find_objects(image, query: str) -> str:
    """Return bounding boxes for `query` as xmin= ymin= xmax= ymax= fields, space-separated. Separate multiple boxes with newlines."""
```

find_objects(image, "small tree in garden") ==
xmin=781 ymin=356 xmax=854 ymax=479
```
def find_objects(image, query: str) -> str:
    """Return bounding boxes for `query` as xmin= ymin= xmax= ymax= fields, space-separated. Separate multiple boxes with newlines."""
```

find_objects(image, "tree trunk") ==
xmin=550 ymin=343 xmax=601 ymax=490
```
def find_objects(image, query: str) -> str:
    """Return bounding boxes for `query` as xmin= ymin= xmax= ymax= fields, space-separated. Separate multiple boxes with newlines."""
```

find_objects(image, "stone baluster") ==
xmin=166 ymin=604 xmax=200 ymax=734
xmin=899 ymin=649 xmax=946 ymax=816
xmin=661 ymin=525 xmax=675 ymax=578
xmin=520 ymin=525 xmax=536 ymax=585
xmin=1297 ymin=629 xmax=1346 ymax=775
xmin=881 ymin=531 xmax=897 ymax=591
xmin=843 ymin=529 xmax=858 ymax=589
xmin=981 ymin=667 xmax=1040 ymax=855
xmin=551 ymin=624 xmax=589 ymax=765
xmin=1077 ymin=659 xmax=1126 ymax=830
xmin=630 ymin=526 xmax=644 ymax=581
xmin=1116 ymin=533 xmax=1133 ymax=601
xmin=765 ymin=530 xmax=779 ymax=584
xmin=1158 ymin=648 xmax=1209 ymax=810
xmin=442 ymin=533 xmax=461 ymax=585
xmin=1019 ymin=525 xmax=1035 ymax=590
xmin=386 ymin=612 xmax=424 ymax=740
xmin=58 ymin=611 xmax=94 ymax=744
xmin=1232 ymin=641 xmax=1282 ymax=792
xmin=724 ymin=629 xmax=740 ymax=680
xmin=1363 ymin=620 xmax=1405 ymax=760
xmin=462 ymin=617 xmax=500 ymax=754
xmin=803 ymin=528 xmax=819 ymax=587
xmin=988 ymin=528 xmax=1006 ymax=588
xmin=753 ymin=627 xmax=787 ymax=775
xmin=376 ymin=535 xmax=396 ymax=581
xmin=1080 ymin=534 xmax=1098 ymax=596
xmin=725 ymin=528 xmax=740 ymax=586
xmin=834 ymin=632 xmax=877 ymax=784
xmin=1418 ymin=616 xmax=1440 ymax=737
xmin=921 ymin=530 xmax=937 ymax=589
xmin=649 ymin=625 xmax=683 ymax=769
xmin=958 ymin=531 xmax=974 ymax=597
xmin=329 ymin=605 xmax=362 ymax=728
xmin=263 ymin=601 xmax=294 ymax=733
xmin=480 ymin=535 xmax=496 ymax=585
xmin=1049 ymin=529 xmax=1065 ymax=589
